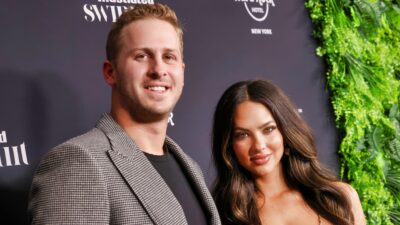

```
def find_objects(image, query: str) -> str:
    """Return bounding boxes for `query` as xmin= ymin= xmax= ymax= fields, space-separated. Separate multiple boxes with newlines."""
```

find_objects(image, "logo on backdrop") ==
xmin=83 ymin=0 xmax=155 ymax=23
xmin=234 ymin=0 xmax=276 ymax=35
xmin=0 ymin=131 xmax=29 ymax=167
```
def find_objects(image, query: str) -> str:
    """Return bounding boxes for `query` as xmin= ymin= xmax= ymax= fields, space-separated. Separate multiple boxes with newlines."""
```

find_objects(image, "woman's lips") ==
xmin=250 ymin=153 xmax=271 ymax=165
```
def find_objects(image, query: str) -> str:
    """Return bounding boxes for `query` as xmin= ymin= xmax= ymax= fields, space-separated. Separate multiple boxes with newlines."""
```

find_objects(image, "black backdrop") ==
xmin=0 ymin=0 xmax=338 ymax=224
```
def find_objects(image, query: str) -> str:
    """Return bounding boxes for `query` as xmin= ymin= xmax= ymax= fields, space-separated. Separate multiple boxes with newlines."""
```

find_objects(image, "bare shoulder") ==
xmin=334 ymin=182 xmax=358 ymax=199
xmin=333 ymin=182 xmax=366 ymax=225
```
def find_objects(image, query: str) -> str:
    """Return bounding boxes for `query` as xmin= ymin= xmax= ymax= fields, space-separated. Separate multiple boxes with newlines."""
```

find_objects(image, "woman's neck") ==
xmin=255 ymin=164 xmax=290 ymax=199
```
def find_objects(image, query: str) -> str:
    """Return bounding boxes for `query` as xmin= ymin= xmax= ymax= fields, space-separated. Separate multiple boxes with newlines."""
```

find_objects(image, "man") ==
xmin=28 ymin=3 xmax=221 ymax=225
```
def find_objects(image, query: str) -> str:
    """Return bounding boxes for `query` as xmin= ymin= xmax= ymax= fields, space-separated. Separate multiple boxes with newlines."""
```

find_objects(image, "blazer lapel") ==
xmin=96 ymin=114 xmax=187 ymax=225
xmin=165 ymin=137 xmax=221 ymax=225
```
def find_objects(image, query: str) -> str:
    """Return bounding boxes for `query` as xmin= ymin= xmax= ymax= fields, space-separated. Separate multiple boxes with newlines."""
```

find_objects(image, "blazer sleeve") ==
xmin=28 ymin=142 xmax=110 ymax=225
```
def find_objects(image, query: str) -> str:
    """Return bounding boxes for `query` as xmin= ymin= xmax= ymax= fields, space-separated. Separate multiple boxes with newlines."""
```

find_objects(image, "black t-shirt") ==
xmin=144 ymin=150 xmax=208 ymax=225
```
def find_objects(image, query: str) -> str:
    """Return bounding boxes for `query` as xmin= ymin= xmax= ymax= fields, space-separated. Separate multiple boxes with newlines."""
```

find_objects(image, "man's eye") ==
xmin=164 ymin=53 xmax=178 ymax=61
xmin=135 ymin=54 xmax=148 ymax=60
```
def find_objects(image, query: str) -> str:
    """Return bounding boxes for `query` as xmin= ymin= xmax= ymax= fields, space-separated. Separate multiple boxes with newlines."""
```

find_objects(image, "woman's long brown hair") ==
xmin=212 ymin=80 xmax=354 ymax=225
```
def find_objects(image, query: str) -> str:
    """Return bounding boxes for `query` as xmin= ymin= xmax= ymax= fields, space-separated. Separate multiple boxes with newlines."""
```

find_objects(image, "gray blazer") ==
xmin=28 ymin=114 xmax=221 ymax=225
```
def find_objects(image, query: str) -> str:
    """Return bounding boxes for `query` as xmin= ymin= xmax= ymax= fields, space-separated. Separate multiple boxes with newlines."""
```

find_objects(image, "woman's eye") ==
xmin=233 ymin=132 xmax=248 ymax=140
xmin=264 ymin=126 xmax=276 ymax=133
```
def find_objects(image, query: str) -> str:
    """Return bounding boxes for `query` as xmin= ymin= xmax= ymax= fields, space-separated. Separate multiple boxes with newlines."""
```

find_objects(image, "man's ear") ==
xmin=103 ymin=60 xmax=117 ymax=86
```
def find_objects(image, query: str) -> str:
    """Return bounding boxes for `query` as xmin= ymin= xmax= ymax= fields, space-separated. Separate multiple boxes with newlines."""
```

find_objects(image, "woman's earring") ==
xmin=284 ymin=147 xmax=290 ymax=156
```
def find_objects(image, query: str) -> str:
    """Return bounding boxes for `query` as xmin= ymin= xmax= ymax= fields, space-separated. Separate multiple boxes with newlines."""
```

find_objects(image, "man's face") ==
xmin=112 ymin=18 xmax=184 ymax=121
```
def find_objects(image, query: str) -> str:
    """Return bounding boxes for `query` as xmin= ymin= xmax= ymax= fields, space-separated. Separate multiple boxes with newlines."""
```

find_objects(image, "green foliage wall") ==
xmin=305 ymin=0 xmax=400 ymax=224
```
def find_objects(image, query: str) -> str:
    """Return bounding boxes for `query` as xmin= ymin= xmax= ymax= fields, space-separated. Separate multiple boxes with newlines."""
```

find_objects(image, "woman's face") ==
xmin=231 ymin=100 xmax=284 ymax=178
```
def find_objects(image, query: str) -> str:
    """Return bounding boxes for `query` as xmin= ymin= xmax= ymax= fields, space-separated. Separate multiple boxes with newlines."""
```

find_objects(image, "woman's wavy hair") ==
xmin=212 ymin=80 xmax=354 ymax=225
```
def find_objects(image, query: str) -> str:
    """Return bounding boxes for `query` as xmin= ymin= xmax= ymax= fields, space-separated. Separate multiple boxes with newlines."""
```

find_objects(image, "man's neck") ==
xmin=111 ymin=108 xmax=169 ymax=156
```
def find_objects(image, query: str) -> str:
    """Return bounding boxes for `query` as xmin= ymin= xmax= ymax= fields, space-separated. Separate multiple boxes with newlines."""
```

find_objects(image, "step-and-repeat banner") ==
xmin=0 ymin=0 xmax=338 ymax=224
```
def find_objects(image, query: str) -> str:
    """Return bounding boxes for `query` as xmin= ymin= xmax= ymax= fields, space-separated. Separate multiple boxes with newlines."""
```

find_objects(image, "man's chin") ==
xmin=128 ymin=108 xmax=171 ymax=123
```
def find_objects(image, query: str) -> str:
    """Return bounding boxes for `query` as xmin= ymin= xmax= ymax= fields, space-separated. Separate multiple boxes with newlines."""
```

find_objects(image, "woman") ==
xmin=212 ymin=80 xmax=365 ymax=225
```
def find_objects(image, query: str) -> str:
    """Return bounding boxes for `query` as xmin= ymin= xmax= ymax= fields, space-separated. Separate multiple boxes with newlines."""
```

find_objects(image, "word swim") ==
xmin=0 ymin=131 xmax=29 ymax=167
xmin=0 ymin=143 xmax=29 ymax=167
xmin=83 ymin=0 xmax=154 ymax=22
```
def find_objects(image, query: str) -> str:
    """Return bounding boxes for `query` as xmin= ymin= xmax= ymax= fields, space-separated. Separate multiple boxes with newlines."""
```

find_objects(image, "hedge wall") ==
xmin=305 ymin=0 xmax=400 ymax=224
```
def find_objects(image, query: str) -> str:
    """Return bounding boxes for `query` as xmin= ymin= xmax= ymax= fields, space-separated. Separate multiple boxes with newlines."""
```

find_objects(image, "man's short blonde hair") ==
xmin=106 ymin=3 xmax=184 ymax=63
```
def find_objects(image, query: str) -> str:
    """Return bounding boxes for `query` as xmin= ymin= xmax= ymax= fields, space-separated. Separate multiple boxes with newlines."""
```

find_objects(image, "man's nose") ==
xmin=148 ymin=57 xmax=167 ymax=79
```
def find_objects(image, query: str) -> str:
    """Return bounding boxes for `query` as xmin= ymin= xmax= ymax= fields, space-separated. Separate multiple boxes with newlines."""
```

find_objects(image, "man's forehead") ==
xmin=119 ymin=19 xmax=182 ymax=52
